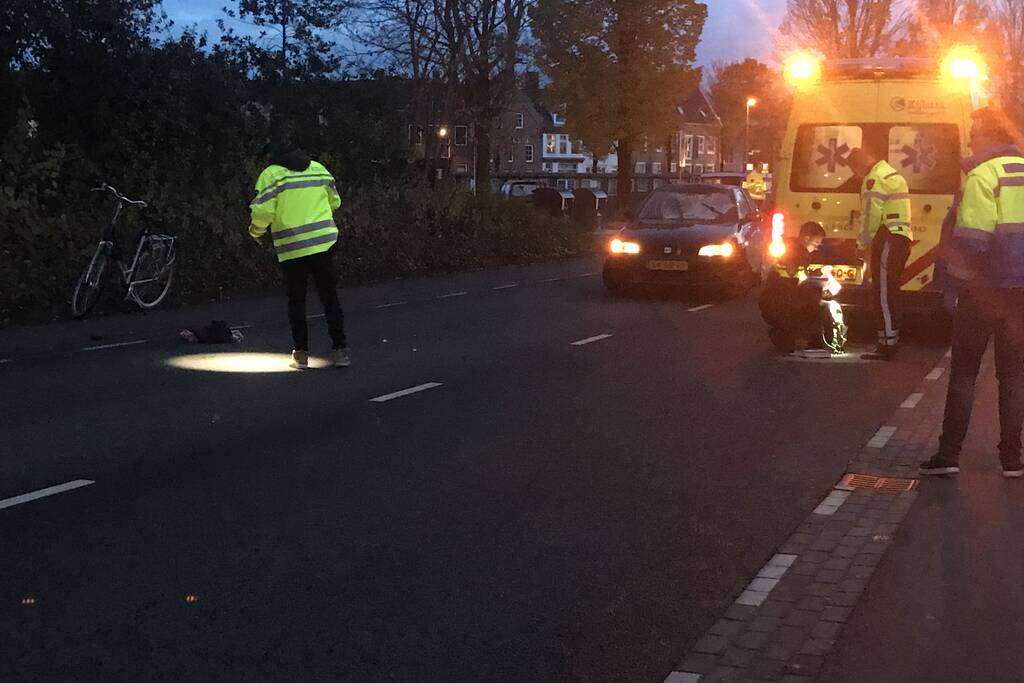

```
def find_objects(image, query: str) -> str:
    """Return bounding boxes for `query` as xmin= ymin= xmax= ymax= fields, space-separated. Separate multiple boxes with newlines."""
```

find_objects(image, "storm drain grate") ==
xmin=840 ymin=473 xmax=918 ymax=493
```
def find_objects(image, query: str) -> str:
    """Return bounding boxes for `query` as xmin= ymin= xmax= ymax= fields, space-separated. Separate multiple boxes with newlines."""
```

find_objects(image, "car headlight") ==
xmin=609 ymin=238 xmax=641 ymax=255
xmin=698 ymin=241 xmax=735 ymax=257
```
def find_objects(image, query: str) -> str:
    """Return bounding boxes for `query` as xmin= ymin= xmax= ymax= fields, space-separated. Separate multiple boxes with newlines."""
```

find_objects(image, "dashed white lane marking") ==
xmin=867 ymin=425 xmax=898 ymax=448
xmin=538 ymin=277 xmax=563 ymax=283
xmin=370 ymin=382 xmax=443 ymax=403
xmin=492 ymin=283 xmax=519 ymax=290
xmin=375 ymin=301 xmax=408 ymax=309
xmin=926 ymin=366 xmax=945 ymax=381
xmin=945 ymin=348 xmax=952 ymax=358
xmin=307 ymin=313 xmax=325 ymax=319
xmin=901 ymin=392 xmax=924 ymax=409
xmin=0 ymin=480 xmax=95 ymax=511
xmin=571 ymin=333 xmax=613 ymax=346
xmin=81 ymin=339 xmax=149 ymax=352
xmin=0 ymin=358 xmax=11 ymax=364
xmin=814 ymin=489 xmax=852 ymax=516
xmin=572 ymin=272 xmax=600 ymax=278
xmin=663 ymin=672 xmax=702 ymax=683
xmin=437 ymin=291 xmax=468 ymax=299
xmin=688 ymin=304 xmax=714 ymax=312
xmin=734 ymin=553 xmax=798 ymax=607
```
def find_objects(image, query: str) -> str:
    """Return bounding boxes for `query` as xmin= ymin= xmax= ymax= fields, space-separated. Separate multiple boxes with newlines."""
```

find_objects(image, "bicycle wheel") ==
xmin=71 ymin=243 xmax=110 ymax=318
xmin=131 ymin=238 xmax=175 ymax=309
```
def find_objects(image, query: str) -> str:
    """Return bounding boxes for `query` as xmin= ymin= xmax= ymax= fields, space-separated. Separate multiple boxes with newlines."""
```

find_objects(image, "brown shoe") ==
xmin=290 ymin=350 xmax=309 ymax=370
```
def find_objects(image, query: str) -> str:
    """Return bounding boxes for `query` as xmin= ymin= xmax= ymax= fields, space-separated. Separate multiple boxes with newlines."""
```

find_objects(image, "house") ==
xmin=631 ymin=88 xmax=723 ymax=192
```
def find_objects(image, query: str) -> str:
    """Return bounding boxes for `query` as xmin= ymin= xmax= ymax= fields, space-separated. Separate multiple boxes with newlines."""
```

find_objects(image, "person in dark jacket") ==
xmin=760 ymin=221 xmax=826 ymax=353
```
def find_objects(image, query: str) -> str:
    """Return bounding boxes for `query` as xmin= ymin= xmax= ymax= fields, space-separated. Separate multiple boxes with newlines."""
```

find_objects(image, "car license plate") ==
xmin=809 ymin=264 xmax=862 ymax=285
xmin=646 ymin=260 xmax=688 ymax=271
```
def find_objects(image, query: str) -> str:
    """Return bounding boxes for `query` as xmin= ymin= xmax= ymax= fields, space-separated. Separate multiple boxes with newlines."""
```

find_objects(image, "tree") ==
xmin=708 ymin=59 xmax=791 ymax=171
xmin=777 ymin=0 xmax=907 ymax=58
xmin=532 ymin=0 xmax=706 ymax=208
xmin=992 ymin=0 xmax=1024 ymax=123
xmin=900 ymin=0 xmax=989 ymax=57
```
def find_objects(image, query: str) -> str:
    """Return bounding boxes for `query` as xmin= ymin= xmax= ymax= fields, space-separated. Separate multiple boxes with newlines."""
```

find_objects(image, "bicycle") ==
xmin=71 ymin=184 xmax=177 ymax=318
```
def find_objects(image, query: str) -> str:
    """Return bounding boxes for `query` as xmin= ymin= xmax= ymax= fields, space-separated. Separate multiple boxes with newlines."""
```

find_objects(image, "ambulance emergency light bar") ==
xmin=783 ymin=48 xmax=987 ymax=87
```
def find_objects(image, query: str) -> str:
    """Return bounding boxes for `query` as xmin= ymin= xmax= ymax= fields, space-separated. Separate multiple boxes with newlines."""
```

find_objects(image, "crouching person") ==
xmin=759 ymin=221 xmax=827 ymax=353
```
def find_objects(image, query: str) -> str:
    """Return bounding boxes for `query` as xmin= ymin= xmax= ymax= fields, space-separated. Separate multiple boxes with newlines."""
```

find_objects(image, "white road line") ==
xmin=814 ymin=490 xmax=852 ymax=516
xmin=867 ymin=425 xmax=898 ymax=449
xmin=538 ymin=277 xmax=563 ymax=283
xmin=0 ymin=480 xmax=95 ymax=511
xmin=901 ymin=393 xmax=924 ymax=409
xmin=926 ymin=367 xmax=946 ymax=381
xmin=571 ymin=333 xmax=613 ymax=346
xmin=572 ymin=272 xmax=599 ymax=278
xmin=81 ymin=339 xmax=149 ymax=352
xmin=734 ymin=553 xmax=798 ymax=606
xmin=370 ymin=382 xmax=443 ymax=403
xmin=375 ymin=301 xmax=408 ymax=309
xmin=231 ymin=324 xmax=254 ymax=330
xmin=945 ymin=348 xmax=952 ymax=358
xmin=0 ymin=358 xmax=11 ymax=364
xmin=307 ymin=313 xmax=326 ymax=319
xmin=688 ymin=304 xmax=714 ymax=312
xmin=492 ymin=283 xmax=519 ymax=290
xmin=663 ymin=673 xmax=702 ymax=683
xmin=437 ymin=291 xmax=468 ymax=299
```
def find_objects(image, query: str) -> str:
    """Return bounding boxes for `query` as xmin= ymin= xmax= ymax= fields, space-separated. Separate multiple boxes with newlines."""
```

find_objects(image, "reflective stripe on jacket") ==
xmin=948 ymin=150 xmax=1024 ymax=287
xmin=249 ymin=160 xmax=341 ymax=262
xmin=859 ymin=160 xmax=912 ymax=245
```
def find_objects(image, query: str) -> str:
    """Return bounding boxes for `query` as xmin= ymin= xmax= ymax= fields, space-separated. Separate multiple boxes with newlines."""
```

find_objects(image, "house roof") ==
xmin=675 ymin=88 xmax=721 ymax=125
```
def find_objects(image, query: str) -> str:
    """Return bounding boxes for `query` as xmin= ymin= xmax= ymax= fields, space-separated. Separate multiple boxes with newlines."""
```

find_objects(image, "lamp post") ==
xmin=745 ymin=97 xmax=757 ymax=172
xmin=437 ymin=125 xmax=449 ymax=180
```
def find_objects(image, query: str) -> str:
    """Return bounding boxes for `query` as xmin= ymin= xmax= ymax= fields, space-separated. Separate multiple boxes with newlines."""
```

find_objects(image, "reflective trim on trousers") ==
xmin=879 ymin=238 xmax=898 ymax=346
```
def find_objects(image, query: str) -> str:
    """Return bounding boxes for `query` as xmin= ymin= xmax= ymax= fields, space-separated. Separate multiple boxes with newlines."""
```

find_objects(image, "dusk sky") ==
xmin=161 ymin=0 xmax=790 ymax=68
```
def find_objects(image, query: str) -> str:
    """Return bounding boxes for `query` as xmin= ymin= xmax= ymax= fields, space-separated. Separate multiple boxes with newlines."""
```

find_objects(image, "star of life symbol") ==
xmin=900 ymin=138 xmax=936 ymax=174
xmin=816 ymin=138 xmax=850 ymax=173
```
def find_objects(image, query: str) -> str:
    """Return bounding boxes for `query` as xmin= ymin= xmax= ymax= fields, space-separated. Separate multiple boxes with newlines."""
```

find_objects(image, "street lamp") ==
xmin=745 ymin=97 xmax=757 ymax=172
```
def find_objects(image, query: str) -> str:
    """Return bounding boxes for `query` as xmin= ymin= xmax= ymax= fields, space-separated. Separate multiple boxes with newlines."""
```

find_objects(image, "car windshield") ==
xmin=638 ymin=190 xmax=738 ymax=223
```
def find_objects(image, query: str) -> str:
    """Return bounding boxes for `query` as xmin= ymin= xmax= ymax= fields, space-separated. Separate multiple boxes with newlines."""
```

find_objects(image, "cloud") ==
xmin=697 ymin=0 xmax=788 ymax=67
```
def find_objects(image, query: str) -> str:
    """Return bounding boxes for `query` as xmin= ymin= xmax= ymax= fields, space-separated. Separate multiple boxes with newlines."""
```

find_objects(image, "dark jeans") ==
xmin=280 ymin=247 xmax=347 ymax=352
xmin=870 ymin=230 xmax=911 ymax=347
xmin=938 ymin=287 xmax=1024 ymax=464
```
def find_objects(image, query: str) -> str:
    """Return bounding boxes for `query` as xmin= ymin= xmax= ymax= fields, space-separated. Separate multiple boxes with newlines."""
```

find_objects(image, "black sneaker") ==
xmin=919 ymin=456 xmax=960 ymax=476
xmin=1002 ymin=459 xmax=1024 ymax=479
xmin=862 ymin=345 xmax=897 ymax=361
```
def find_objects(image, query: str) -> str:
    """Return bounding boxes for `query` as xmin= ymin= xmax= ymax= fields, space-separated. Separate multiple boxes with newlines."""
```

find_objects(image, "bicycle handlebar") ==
xmin=91 ymin=183 xmax=148 ymax=208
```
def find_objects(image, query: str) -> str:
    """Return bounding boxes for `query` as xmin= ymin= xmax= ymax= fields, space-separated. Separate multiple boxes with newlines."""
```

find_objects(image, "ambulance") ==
xmin=768 ymin=48 xmax=988 ymax=312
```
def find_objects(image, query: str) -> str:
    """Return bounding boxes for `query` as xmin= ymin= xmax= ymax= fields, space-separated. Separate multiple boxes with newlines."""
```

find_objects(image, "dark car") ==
xmin=603 ymin=184 xmax=765 ymax=295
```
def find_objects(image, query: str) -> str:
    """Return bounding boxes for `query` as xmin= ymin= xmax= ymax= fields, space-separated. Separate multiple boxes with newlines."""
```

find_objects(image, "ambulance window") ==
xmin=792 ymin=125 xmax=863 ymax=192
xmin=887 ymin=124 xmax=960 ymax=194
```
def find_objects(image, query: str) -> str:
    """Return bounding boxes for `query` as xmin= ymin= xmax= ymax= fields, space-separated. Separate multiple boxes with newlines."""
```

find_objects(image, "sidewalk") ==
xmin=663 ymin=348 xmax=1024 ymax=682
xmin=821 ymin=352 xmax=1024 ymax=681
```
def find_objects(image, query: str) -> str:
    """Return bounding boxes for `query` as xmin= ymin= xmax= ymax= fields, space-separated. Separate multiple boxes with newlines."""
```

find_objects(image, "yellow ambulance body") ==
xmin=770 ymin=53 xmax=985 ymax=310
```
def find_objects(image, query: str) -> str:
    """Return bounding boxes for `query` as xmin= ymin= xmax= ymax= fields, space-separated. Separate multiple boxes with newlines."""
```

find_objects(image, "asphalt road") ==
xmin=0 ymin=256 xmax=947 ymax=682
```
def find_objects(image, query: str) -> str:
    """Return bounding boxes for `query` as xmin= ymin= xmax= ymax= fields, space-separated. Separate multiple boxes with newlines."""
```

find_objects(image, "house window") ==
xmin=515 ymin=113 xmax=524 ymax=129
xmin=551 ymin=162 xmax=559 ymax=172
xmin=653 ymin=179 xmax=662 ymax=189
xmin=706 ymin=136 xmax=715 ymax=154
xmin=636 ymin=178 xmax=649 ymax=192
xmin=440 ymin=141 xmax=451 ymax=158
xmin=697 ymin=135 xmax=705 ymax=154
xmin=695 ymin=164 xmax=704 ymax=174
xmin=655 ymin=145 xmax=664 ymax=153
xmin=455 ymin=164 xmax=468 ymax=173
xmin=543 ymin=162 xmax=553 ymax=172
xmin=525 ymin=144 xmax=535 ymax=163
xmin=552 ymin=112 xmax=565 ymax=126
xmin=556 ymin=178 xmax=571 ymax=190
xmin=545 ymin=134 xmax=557 ymax=154
xmin=651 ymin=162 xmax=662 ymax=174
xmin=670 ymin=162 xmax=678 ymax=173
xmin=454 ymin=125 xmax=468 ymax=146
xmin=408 ymin=124 xmax=424 ymax=146
xmin=507 ymin=147 xmax=515 ymax=163
xmin=635 ymin=161 xmax=646 ymax=175
xmin=559 ymin=135 xmax=570 ymax=154
xmin=684 ymin=135 xmax=693 ymax=159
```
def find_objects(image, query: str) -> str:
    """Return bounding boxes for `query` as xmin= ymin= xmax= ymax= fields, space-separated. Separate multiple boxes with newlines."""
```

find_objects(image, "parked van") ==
xmin=769 ymin=50 xmax=988 ymax=311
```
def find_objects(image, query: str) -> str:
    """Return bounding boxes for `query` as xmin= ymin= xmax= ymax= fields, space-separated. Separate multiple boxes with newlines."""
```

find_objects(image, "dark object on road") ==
xmin=602 ymin=184 xmax=764 ymax=295
xmin=180 ymin=320 xmax=242 ymax=344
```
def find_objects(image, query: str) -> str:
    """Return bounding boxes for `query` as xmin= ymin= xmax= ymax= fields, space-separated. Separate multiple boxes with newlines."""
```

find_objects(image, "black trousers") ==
xmin=280 ymin=247 xmax=347 ymax=351
xmin=870 ymin=230 xmax=911 ymax=347
xmin=759 ymin=283 xmax=820 ymax=350
xmin=938 ymin=288 xmax=1024 ymax=464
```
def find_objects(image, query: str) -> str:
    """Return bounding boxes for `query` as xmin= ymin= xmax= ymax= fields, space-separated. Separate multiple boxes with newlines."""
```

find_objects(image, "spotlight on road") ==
xmin=165 ymin=352 xmax=330 ymax=373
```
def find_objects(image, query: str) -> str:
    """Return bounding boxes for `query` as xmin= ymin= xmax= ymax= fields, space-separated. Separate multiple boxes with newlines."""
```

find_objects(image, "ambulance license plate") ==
xmin=810 ymin=264 xmax=862 ymax=285
xmin=646 ymin=260 xmax=688 ymax=271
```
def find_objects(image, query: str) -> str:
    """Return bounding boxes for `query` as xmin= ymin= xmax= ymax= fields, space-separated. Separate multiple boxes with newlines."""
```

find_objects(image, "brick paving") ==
xmin=663 ymin=352 xmax=952 ymax=682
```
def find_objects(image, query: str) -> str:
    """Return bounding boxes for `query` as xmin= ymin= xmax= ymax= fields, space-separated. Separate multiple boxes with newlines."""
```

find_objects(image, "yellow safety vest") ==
xmin=948 ymin=155 xmax=1024 ymax=284
xmin=859 ymin=160 xmax=911 ymax=244
xmin=744 ymin=171 xmax=767 ymax=200
xmin=250 ymin=160 xmax=341 ymax=262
